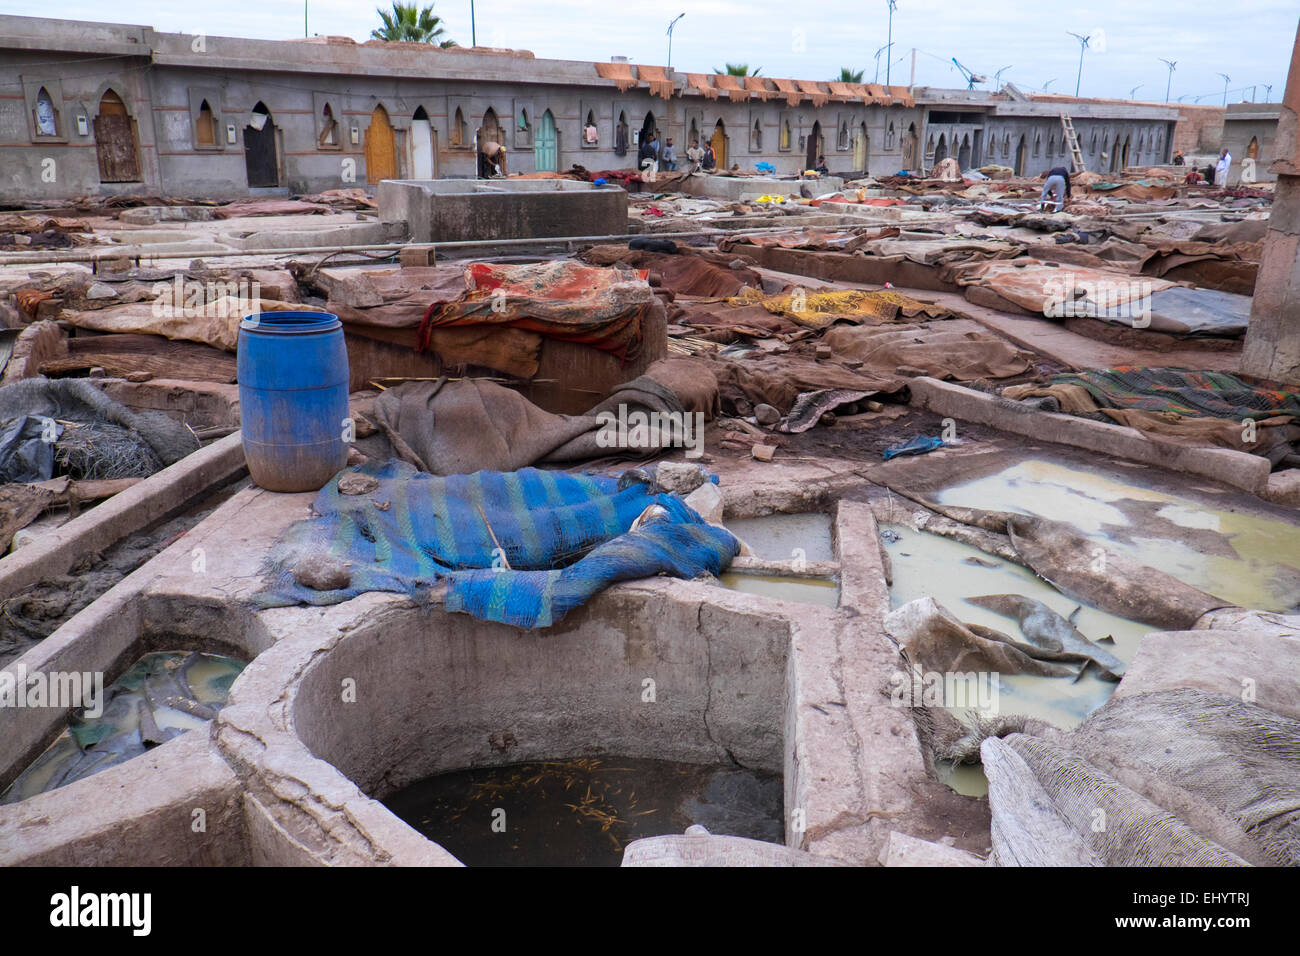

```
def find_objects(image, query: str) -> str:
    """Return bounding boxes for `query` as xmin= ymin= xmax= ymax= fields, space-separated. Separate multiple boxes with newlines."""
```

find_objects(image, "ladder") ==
xmin=1060 ymin=113 xmax=1086 ymax=173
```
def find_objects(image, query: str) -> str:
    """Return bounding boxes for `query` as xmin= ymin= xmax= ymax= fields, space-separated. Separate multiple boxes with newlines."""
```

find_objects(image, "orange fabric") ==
xmin=796 ymin=80 xmax=830 ymax=107
xmin=686 ymin=73 xmax=720 ymax=100
xmin=419 ymin=262 xmax=654 ymax=366
xmin=713 ymin=74 xmax=749 ymax=100
xmin=594 ymin=61 xmax=638 ymax=91
xmin=744 ymin=76 xmax=774 ymax=101
xmin=636 ymin=64 xmax=675 ymax=100
xmin=888 ymin=86 xmax=915 ymax=107
xmin=827 ymin=82 xmax=867 ymax=102
xmin=771 ymin=78 xmax=802 ymax=106
xmin=865 ymin=84 xmax=893 ymax=105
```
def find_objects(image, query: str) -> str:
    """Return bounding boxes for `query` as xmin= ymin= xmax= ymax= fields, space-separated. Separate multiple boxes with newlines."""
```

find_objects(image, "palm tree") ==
xmin=836 ymin=67 xmax=865 ymax=83
xmin=714 ymin=63 xmax=760 ymax=76
xmin=371 ymin=3 xmax=454 ymax=44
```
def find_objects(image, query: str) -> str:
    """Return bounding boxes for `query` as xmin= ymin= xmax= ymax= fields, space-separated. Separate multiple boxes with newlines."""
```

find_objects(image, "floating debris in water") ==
xmin=1 ymin=651 xmax=245 ymax=805
xmin=383 ymin=757 xmax=783 ymax=866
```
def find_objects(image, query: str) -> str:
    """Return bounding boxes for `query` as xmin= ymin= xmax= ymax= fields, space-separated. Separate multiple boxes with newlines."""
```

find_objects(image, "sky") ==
xmin=6 ymin=0 xmax=1297 ymax=104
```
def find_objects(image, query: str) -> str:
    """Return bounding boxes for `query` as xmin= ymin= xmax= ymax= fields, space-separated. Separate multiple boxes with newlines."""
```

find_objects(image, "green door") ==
xmin=535 ymin=110 xmax=558 ymax=172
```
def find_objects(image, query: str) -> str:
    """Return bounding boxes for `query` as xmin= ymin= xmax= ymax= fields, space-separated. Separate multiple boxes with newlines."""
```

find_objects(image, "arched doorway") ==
xmin=1109 ymin=137 xmax=1121 ymax=173
xmin=365 ymin=105 xmax=397 ymax=184
xmin=903 ymin=122 xmax=918 ymax=172
xmin=958 ymin=133 xmax=971 ymax=170
xmin=616 ymin=111 xmax=630 ymax=156
xmin=478 ymin=108 xmax=504 ymax=154
xmin=1014 ymin=135 xmax=1026 ymax=176
xmin=410 ymin=106 xmax=435 ymax=179
xmin=1247 ymin=136 xmax=1259 ymax=159
xmin=535 ymin=109 xmax=558 ymax=172
xmin=244 ymin=102 xmax=278 ymax=188
xmin=94 ymin=89 xmax=141 ymax=183
xmin=710 ymin=119 xmax=728 ymax=168
xmin=933 ymin=133 xmax=948 ymax=164
xmin=853 ymin=122 xmax=868 ymax=171
xmin=1120 ymin=135 xmax=1131 ymax=170
xmin=805 ymin=120 xmax=822 ymax=169
xmin=640 ymin=111 xmax=658 ymax=147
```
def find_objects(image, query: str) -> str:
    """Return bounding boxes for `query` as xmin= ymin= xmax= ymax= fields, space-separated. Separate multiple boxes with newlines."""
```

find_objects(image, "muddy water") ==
xmin=382 ymin=757 xmax=783 ymax=866
xmin=717 ymin=572 xmax=839 ymax=607
xmin=725 ymin=513 xmax=834 ymax=563
xmin=884 ymin=525 xmax=1151 ymax=730
xmin=1 ymin=651 xmax=245 ymax=804
xmin=936 ymin=459 xmax=1300 ymax=613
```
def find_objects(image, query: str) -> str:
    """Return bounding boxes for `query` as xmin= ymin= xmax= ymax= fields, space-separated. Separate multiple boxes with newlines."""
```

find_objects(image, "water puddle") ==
xmin=886 ymin=524 xmax=1156 ymax=794
xmin=1 ymin=650 xmax=245 ymax=804
xmin=725 ymin=513 xmax=834 ymax=563
xmin=936 ymin=459 xmax=1300 ymax=613
xmin=884 ymin=524 xmax=1150 ymax=731
xmin=382 ymin=757 xmax=783 ymax=866
xmin=718 ymin=573 xmax=839 ymax=607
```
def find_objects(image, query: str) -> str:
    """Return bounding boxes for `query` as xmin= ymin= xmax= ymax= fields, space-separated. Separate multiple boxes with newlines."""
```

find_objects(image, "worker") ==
xmin=815 ymin=154 xmax=830 ymax=175
xmin=638 ymin=133 xmax=660 ymax=178
xmin=661 ymin=138 xmax=677 ymax=171
xmin=685 ymin=138 xmax=705 ymax=172
xmin=1214 ymin=148 xmax=1232 ymax=187
xmin=1040 ymin=164 xmax=1072 ymax=212
xmin=702 ymin=143 xmax=716 ymax=171
xmin=1172 ymin=150 xmax=1185 ymax=166
xmin=478 ymin=140 xmax=507 ymax=178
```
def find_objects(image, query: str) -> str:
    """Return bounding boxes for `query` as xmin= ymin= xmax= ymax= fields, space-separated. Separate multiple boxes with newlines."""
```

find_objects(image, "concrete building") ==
xmin=1 ymin=13 xmax=1178 ymax=201
xmin=1221 ymin=102 xmax=1284 ymax=183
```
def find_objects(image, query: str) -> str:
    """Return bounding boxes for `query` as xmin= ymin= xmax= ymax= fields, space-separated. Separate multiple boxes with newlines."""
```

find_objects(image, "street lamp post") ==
xmin=994 ymin=65 xmax=1012 ymax=88
xmin=1130 ymin=84 xmax=1142 ymax=100
xmin=886 ymin=1 xmax=897 ymax=87
xmin=666 ymin=13 xmax=685 ymax=70
xmin=1219 ymin=72 xmax=1231 ymax=105
xmin=1068 ymin=32 xmax=1090 ymax=97
xmin=1160 ymin=58 xmax=1176 ymax=102
xmin=1043 ymin=78 xmax=1057 ymax=92
xmin=471 ymin=1 xmax=477 ymax=47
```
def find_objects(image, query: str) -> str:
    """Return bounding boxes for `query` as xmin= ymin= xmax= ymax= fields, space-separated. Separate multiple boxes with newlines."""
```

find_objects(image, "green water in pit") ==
xmin=724 ymin=513 xmax=835 ymax=563
xmin=717 ymin=573 xmax=839 ymax=607
xmin=1 ymin=650 xmax=245 ymax=804
xmin=884 ymin=525 xmax=1151 ymax=797
xmin=382 ymin=757 xmax=783 ymax=866
xmin=718 ymin=513 xmax=839 ymax=606
xmin=890 ymin=458 xmax=1300 ymax=797
xmin=936 ymin=459 xmax=1300 ymax=614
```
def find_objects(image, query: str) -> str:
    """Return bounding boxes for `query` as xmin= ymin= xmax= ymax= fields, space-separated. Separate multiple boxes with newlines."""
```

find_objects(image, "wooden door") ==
xmin=710 ymin=123 xmax=727 ymax=168
xmin=244 ymin=114 xmax=278 ymax=187
xmin=366 ymin=106 xmax=397 ymax=184
xmin=94 ymin=91 xmax=140 ymax=183
xmin=853 ymin=125 xmax=867 ymax=170
xmin=534 ymin=109 xmax=558 ymax=172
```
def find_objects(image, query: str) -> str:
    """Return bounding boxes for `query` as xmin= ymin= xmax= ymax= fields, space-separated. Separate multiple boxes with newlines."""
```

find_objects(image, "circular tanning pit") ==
xmin=284 ymin=585 xmax=793 ymax=864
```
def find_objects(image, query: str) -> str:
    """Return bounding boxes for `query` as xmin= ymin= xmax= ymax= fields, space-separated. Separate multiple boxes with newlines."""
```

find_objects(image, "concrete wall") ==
xmin=1221 ymin=104 xmax=1283 ymax=183
xmin=378 ymin=178 xmax=627 ymax=243
xmin=0 ymin=13 xmax=1180 ymax=199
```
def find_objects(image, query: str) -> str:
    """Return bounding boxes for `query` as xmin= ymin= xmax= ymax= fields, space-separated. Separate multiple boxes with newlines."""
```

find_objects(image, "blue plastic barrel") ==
xmin=237 ymin=312 xmax=350 ymax=492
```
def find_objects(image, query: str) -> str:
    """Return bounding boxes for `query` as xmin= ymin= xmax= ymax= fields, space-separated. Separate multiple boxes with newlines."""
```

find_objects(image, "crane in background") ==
xmin=951 ymin=58 xmax=987 ymax=90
